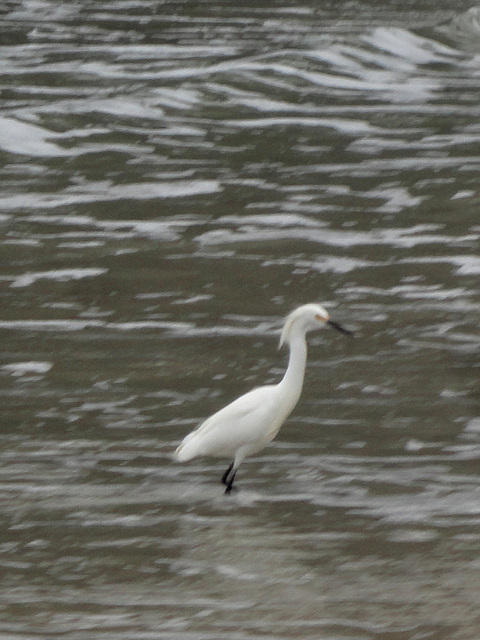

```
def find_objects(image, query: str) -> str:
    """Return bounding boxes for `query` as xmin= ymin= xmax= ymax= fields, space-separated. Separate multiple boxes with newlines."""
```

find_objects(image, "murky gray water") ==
xmin=1 ymin=1 xmax=480 ymax=638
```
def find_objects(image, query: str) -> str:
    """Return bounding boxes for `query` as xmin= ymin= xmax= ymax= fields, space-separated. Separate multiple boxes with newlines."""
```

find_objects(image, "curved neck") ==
xmin=278 ymin=331 xmax=308 ymax=406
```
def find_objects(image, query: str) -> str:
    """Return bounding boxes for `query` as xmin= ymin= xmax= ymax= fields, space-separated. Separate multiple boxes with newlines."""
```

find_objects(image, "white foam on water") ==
xmin=1 ymin=361 xmax=52 ymax=376
xmin=0 ymin=116 xmax=68 ymax=157
xmin=10 ymin=268 xmax=108 ymax=288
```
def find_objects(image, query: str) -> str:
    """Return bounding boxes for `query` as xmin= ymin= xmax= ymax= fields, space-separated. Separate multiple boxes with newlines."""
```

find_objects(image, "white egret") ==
xmin=174 ymin=303 xmax=353 ymax=493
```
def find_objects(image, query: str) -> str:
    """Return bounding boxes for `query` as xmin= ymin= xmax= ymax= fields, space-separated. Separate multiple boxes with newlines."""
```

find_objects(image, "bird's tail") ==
xmin=174 ymin=433 xmax=198 ymax=462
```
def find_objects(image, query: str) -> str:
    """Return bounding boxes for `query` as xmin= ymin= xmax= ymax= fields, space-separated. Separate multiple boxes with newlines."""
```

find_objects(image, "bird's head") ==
xmin=279 ymin=303 xmax=353 ymax=348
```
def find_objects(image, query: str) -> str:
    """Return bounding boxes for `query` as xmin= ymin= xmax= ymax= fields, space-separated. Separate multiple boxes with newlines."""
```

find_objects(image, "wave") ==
xmin=440 ymin=7 xmax=480 ymax=51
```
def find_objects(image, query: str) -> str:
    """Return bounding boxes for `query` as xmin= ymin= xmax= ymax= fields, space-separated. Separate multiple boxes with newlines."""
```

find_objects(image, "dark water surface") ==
xmin=1 ymin=1 xmax=480 ymax=638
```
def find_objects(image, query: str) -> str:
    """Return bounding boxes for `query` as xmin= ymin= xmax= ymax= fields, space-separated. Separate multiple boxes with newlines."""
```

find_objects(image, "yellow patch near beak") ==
xmin=315 ymin=313 xmax=330 ymax=323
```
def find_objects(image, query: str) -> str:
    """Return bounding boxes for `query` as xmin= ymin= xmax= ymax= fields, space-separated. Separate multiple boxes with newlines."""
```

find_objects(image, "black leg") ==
xmin=221 ymin=462 xmax=234 ymax=486
xmin=224 ymin=470 xmax=237 ymax=494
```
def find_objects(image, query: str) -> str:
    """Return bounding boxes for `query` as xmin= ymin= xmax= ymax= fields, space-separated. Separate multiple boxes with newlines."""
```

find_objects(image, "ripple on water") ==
xmin=1 ymin=2 xmax=480 ymax=639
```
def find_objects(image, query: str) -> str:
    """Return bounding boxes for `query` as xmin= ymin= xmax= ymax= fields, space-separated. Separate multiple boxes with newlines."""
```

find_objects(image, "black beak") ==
xmin=327 ymin=319 xmax=354 ymax=337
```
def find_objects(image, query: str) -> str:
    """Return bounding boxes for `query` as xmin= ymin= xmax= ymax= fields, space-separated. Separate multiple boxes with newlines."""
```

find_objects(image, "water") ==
xmin=1 ymin=1 xmax=479 ymax=638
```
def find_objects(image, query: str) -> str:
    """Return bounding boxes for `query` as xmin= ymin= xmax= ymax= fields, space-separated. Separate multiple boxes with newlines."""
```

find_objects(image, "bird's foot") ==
xmin=224 ymin=483 xmax=237 ymax=495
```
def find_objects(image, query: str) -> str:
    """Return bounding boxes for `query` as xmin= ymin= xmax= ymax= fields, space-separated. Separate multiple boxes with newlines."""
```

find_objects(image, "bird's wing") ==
xmin=194 ymin=385 xmax=276 ymax=437
xmin=177 ymin=385 xmax=280 ymax=459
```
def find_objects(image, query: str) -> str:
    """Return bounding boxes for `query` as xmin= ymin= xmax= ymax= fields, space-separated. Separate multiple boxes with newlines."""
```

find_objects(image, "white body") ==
xmin=174 ymin=303 xmax=339 ymax=487
xmin=175 ymin=381 xmax=301 ymax=463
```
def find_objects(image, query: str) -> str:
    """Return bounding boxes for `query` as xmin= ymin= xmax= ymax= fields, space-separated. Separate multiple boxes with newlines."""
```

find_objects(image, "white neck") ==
xmin=277 ymin=330 xmax=308 ymax=411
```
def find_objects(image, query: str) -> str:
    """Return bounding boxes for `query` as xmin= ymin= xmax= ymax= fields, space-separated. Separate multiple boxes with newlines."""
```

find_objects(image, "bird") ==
xmin=174 ymin=303 xmax=353 ymax=493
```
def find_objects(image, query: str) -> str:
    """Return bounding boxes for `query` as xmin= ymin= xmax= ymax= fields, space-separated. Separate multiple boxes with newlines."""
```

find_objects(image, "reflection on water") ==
xmin=0 ymin=1 xmax=479 ymax=638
